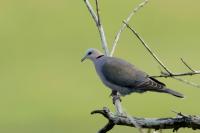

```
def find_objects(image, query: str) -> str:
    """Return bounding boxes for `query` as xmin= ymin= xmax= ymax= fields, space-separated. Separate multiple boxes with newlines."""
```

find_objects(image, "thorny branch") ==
xmin=92 ymin=107 xmax=200 ymax=133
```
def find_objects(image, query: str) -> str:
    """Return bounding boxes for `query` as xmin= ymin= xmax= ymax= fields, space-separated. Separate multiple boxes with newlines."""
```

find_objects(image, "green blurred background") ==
xmin=0 ymin=0 xmax=200 ymax=132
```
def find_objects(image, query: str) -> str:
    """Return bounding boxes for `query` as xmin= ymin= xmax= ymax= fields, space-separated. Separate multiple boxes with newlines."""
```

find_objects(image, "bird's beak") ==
xmin=81 ymin=55 xmax=87 ymax=62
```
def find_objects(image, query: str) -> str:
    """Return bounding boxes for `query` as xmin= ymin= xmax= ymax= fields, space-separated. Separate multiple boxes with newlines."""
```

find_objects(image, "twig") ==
xmin=92 ymin=107 xmax=200 ymax=133
xmin=152 ymin=71 xmax=200 ymax=78
xmin=110 ymin=0 xmax=149 ymax=56
xmin=123 ymin=21 xmax=173 ymax=74
xmin=172 ymin=77 xmax=200 ymax=88
xmin=95 ymin=0 xmax=101 ymax=26
xmin=84 ymin=0 xmax=98 ymax=24
xmin=181 ymin=58 xmax=195 ymax=72
xmin=84 ymin=0 xmax=109 ymax=55
xmin=151 ymin=71 xmax=200 ymax=88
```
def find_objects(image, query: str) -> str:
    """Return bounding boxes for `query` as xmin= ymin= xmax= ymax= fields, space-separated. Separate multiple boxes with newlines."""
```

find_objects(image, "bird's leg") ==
xmin=110 ymin=92 xmax=142 ymax=131
xmin=110 ymin=90 xmax=124 ymax=116
xmin=110 ymin=90 xmax=121 ymax=104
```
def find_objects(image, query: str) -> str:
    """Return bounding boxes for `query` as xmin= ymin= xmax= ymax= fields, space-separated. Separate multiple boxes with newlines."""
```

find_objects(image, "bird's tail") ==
xmin=162 ymin=88 xmax=184 ymax=98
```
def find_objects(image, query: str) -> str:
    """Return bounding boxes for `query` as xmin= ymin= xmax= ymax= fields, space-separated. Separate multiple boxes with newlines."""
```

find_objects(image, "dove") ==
xmin=81 ymin=48 xmax=184 ymax=98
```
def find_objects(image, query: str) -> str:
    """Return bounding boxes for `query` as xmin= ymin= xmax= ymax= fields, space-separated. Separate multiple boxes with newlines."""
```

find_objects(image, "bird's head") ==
xmin=81 ymin=48 xmax=103 ymax=62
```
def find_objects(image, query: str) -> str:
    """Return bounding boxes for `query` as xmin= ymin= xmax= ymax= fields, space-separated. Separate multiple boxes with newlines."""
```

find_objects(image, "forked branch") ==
xmin=84 ymin=0 xmax=109 ymax=55
xmin=92 ymin=107 xmax=200 ymax=133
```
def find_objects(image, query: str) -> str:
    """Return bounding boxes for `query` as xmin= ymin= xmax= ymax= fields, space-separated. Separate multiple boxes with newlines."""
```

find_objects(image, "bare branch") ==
xmin=92 ymin=107 xmax=200 ymax=133
xmin=123 ymin=21 xmax=173 ymax=74
xmin=110 ymin=0 xmax=149 ymax=56
xmin=84 ymin=0 xmax=109 ymax=55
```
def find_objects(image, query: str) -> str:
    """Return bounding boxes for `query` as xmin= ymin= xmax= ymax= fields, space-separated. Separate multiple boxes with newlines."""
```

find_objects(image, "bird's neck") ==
xmin=92 ymin=54 xmax=105 ymax=65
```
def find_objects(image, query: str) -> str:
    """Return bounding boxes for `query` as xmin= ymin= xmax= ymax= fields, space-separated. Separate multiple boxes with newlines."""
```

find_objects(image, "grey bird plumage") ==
xmin=81 ymin=48 xmax=184 ymax=98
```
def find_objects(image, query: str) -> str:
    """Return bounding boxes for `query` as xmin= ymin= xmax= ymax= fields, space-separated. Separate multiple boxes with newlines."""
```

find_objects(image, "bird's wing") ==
xmin=101 ymin=57 xmax=166 ymax=91
xmin=101 ymin=57 xmax=148 ymax=88
xmin=135 ymin=77 xmax=166 ymax=90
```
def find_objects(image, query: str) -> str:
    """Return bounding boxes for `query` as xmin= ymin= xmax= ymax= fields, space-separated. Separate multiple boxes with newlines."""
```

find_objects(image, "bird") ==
xmin=81 ymin=48 xmax=184 ymax=98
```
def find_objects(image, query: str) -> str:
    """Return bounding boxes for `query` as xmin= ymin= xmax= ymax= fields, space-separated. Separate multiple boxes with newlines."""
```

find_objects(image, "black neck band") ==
xmin=96 ymin=55 xmax=104 ymax=59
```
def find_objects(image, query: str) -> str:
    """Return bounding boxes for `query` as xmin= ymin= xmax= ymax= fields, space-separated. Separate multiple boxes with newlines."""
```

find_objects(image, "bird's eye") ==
xmin=88 ymin=52 xmax=92 ymax=55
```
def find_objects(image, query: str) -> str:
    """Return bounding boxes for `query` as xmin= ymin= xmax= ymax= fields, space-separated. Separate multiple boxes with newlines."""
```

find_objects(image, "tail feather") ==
xmin=162 ymin=88 xmax=184 ymax=98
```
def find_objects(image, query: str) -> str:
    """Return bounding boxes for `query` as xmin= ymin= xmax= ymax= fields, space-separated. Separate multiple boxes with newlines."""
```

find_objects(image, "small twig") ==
xmin=95 ymin=0 xmax=101 ymax=26
xmin=84 ymin=0 xmax=109 ymax=55
xmin=152 ymin=71 xmax=200 ymax=78
xmin=110 ymin=0 xmax=149 ymax=56
xmin=171 ymin=110 xmax=181 ymax=115
xmin=84 ymin=0 xmax=98 ymax=24
xmin=94 ymin=0 xmax=109 ymax=55
xmin=123 ymin=21 xmax=173 ymax=74
xmin=181 ymin=58 xmax=195 ymax=72
xmin=172 ymin=77 xmax=200 ymax=89
xmin=151 ymin=71 xmax=200 ymax=88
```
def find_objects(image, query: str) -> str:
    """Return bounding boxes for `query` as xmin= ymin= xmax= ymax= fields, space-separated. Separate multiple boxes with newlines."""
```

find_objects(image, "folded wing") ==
xmin=101 ymin=57 xmax=166 ymax=91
